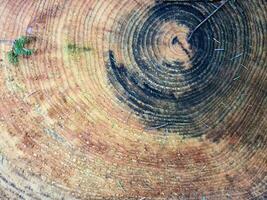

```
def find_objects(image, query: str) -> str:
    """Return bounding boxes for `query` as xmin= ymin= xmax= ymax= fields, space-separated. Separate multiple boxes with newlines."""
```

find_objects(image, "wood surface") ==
xmin=0 ymin=0 xmax=266 ymax=199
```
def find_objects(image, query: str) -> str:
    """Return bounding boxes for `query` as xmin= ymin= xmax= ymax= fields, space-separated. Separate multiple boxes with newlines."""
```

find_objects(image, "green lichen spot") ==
xmin=67 ymin=43 xmax=91 ymax=53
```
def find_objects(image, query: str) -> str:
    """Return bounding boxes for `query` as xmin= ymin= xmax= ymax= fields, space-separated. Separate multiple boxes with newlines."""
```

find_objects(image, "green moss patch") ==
xmin=7 ymin=36 xmax=35 ymax=64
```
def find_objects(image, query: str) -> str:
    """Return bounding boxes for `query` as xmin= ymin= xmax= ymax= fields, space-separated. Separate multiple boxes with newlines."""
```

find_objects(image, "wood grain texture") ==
xmin=0 ymin=0 xmax=266 ymax=199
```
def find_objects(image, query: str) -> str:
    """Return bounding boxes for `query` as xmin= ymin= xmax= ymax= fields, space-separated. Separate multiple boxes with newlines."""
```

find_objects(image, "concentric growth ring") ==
xmin=0 ymin=0 xmax=266 ymax=199
xmin=106 ymin=1 xmax=254 ymax=138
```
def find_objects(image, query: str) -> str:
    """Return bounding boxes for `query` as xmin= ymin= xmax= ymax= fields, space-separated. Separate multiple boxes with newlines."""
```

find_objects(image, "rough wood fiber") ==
xmin=0 ymin=0 xmax=266 ymax=199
